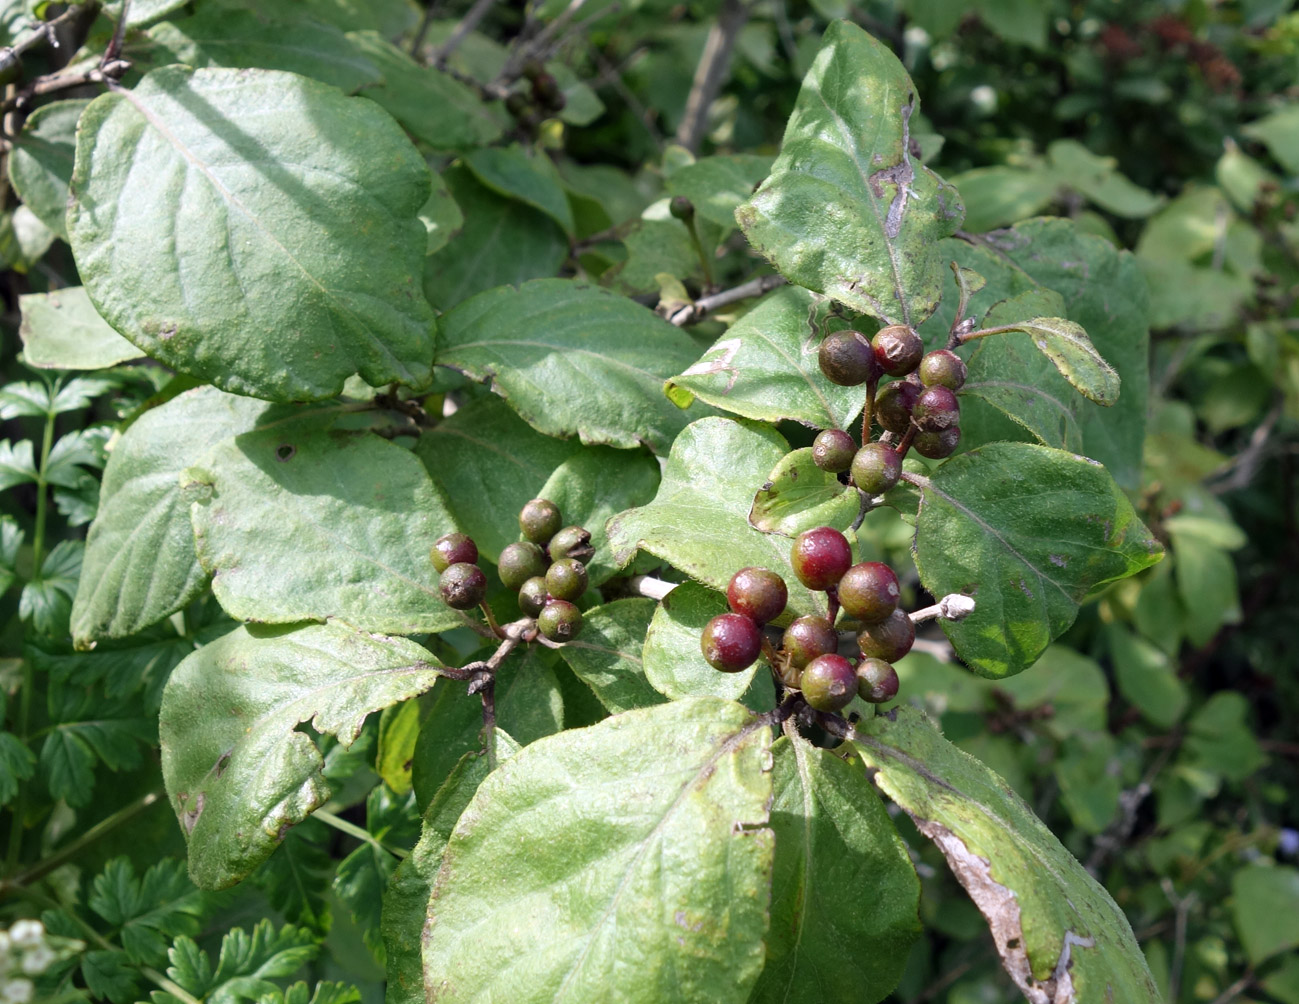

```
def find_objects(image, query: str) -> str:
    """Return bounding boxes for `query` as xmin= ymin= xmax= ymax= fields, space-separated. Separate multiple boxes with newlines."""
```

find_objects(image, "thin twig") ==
xmin=1209 ymin=399 xmax=1283 ymax=494
xmin=102 ymin=0 xmax=131 ymax=67
xmin=430 ymin=0 xmax=496 ymax=67
xmin=1162 ymin=877 xmax=1197 ymax=1004
xmin=908 ymin=594 xmax=976 ymax=624
xmin=675 ymin=0 xmax=750 ymax=152
xmin=314 ymin=809 xmax=410 ymax=860
xmin=861 ymin=379 xmax=876 ymax=443
xmin=668 ymin=274 xmax=787 ymax=325
xmin=627 ymin=574 xmax=677 ymax=600
xmin=409 ymin=0 xmax=441 ymax=57
xmin=1206 ymin=971 xmax=1254 ymax=1004
xmin=493 ymin=0 xmax=590 ymax=88
xmin=1086 ymin=735 xmax=1180 ymax=874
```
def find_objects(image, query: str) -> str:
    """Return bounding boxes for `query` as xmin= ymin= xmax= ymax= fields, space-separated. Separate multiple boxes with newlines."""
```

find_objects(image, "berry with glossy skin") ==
xmin=519 ymin=498 xmax=562 ymax=545
xmin=857 ymin=657 xmax=900 ymax=703
xmin=800 ymin=654 xmax=857 ymax=712
xmin=857 ymin=609 xmax=915 ymax=662
xmin=838 ymin=561 xmax=900 ymax=624
xmin=913 ymin=425 xmax=961 ymax=459
xmin=546 ymin=557 xmax=589 ymax=602
xmin=876 ymin=380 xmax=920 ymax=434
xmin=538 ymin=599 xmax=583 ymax=642
xmin=818 ymin=330 xmax=881 ymax=387
xmin=872 ymin=325 xmax=924 ymax=376
xmin=518 ymin=575 xmax=549 ymax=617
xmin=439 ymin=562 xmax=487 ymax=610
xmin=781 ymin=615 xmax=838 ymax=669
xmin=701 ymin=613 xmax=763 ymax=672
xmin=851 ymin=443 xmax=902 ymax=495
xmin=790 ymin=527 xmax=853 ymax=591
xmin=913 ymin=385 xmax=960 ymax=431
xmin=727 ymin=567 xmax=788 ymax=625
xmin=669 ymin=195 xmax=695 ymax=221
xmin=812 ymin=429 xmax=856 ymax=473
xmin=919 ymin=349 xmax=967 ymax=390
xmin=548 ymin=525 xmax=594 ymax=564
xmin=430 ymin=532 xmax=478 ymax=573
xmin=498 ymin=541 xmax=548 ymax=591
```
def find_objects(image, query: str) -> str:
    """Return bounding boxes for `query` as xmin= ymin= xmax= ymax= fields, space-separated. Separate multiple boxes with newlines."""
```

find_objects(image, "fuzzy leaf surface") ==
xmin=749 ymin=446 xmax=860 ymax=537
xmin=556 ymin=598 xmax=664 ymax=714
xmin=19 ymin=286 xmax=142 ymax=370
xmin=7 ymin=99 xmax=87 ymax=240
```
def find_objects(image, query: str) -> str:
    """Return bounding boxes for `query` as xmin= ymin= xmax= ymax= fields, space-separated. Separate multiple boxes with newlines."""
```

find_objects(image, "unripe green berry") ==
xmin=504 ymin=92 xmax=530 ymax=119
xmin=498 ymin=541 xmax=548 ymax=591
xmin=781 ymin=615 xmax=838 ymax=669
xmin=669 ymin=195 xmax=695 ymax=221
xmin=856 ymin=657 xmax=900 ymax=703
xmin=430 ymin=532 xmax=478 ymax=572
xmin=548 ymin=525 xmax=594 ymax=564
xmin=818 ymin=330 xmax=881 ymax=387
xmin=701 ymin=613 xmax=762 ymax=672
xmin=857 ymin=608 xmax=915 ymax=662
xmin=518 ymin=575 xmax=549 ymax=617
xmin=851 ymin=443 xmax=902 ymax=495
xmin=546 ymin=557 xmax=589 ymax=602
xmin=919 ymin=349 xmax=967 ymax=390
xmin=812 ymin=429 xmax=856 ymax=473
xmin=872 ymin=325 xmax=924 ymax=376
xmin=837 ymin=561 xmax=900 ymax=624
xmin=913 ymin=425 xmax=961 ymax=459
xmin=790 ymin=527 xmax=853 ymax=591
xmin=726 ymin=567 xmax=788 ymax=625
xmin=439 ymin=562 xmax=487 ymax=610
xmin=800 ymin=654 xmax=857 ymax=712
xmin=538 ymin=599 xmax=583 ymax=642
xmin=913 ymin=385 xmax=960 ymax=431
xmin=519 ymin=497 xmax=562 ymax=545
xmin=522 ymin=59 xmax=546 ymax=82
xmin=876 ymin=380 xmax=920 ymax=434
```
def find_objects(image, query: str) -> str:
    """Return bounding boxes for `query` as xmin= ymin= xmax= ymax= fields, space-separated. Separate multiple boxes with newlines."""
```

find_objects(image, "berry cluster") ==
xmin=811 ymin=325 xmax=967 ymax=493
xmin=700 ymin=525 xmax=914 ymax=715
xmin=504 ymin=60 xmax=566 ymax=132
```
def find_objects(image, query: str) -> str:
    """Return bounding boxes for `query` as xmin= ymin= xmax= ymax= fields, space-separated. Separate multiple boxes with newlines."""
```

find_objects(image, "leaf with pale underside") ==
xmin=20 ymin=287 xmax=142 ymax=371
xmin=159 ymin=622 xmax=446 ymax=888
xmin=974 ymin=316 xmax=1119 ymax=406
xmin=68 ymin=66 xmax=435 ymax=401
xmin=736 ymin=21 xmax=963 ymax=325
xmin=851 ymin=706 xmax=1161 ymax=1004
xmin=910 ymin=443 xmax=1162 ymax=678
xmin=422 ymin=698 xmax=774 ymax=1004
xmin=749 ymin=447 xmax=860 ymax=537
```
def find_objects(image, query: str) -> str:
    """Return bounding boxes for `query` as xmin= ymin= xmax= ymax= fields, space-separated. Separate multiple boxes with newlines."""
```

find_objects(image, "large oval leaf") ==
xmin=556 ymin=598 xmax=665 ymax=714
xmin=160 ymin=622 xmax=446 ymax=888
xmin=68 ymin=66 xmax=436 ymax=401
xmin=19 ymin=287 xmax=142 ymax=371
xmin=422 ymin=697 xmax=774 ymax=1004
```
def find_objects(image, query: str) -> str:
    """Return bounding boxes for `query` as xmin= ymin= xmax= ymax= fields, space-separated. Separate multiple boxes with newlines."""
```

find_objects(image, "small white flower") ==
xmin=7 ymin=924 xmax=40 ymax=949
xmin=969 ymin=85 xmax=997 ymax=114
xmin=20 ymin=945 xmax=54 ymax=975
xmin=1 ymin=978 xmax=35 ymax=1004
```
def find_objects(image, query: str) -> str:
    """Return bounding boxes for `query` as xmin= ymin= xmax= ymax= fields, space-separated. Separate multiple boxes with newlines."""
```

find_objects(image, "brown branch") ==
xmin=675 ymin=0 xmax=750 ymax=153
xmin=668 ymin=273 xmax=786 ymax=325
xmin=430 ymin=0 xmax=497 ymax=67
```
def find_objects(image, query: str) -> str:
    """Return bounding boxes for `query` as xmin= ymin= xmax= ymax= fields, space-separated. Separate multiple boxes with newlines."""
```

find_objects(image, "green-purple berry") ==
xmin=919 ymin=349 xmax=967 ymax=390
xmin=812 ymin=429 xmax=857 ymax=473
xmin=800 ymin=654 xmax=857 ymax=712
xmin=439 ymin=562 xmax=487 ymax=610
xmin=518 ymin=576 xmax=549 ymax=617
xmin=857 ymin=657 xmax=900 ymax=703
xmin=519 ymin=498 xmax=562 ymax=546
xmin=538 ymin=599 xmax=583 ymax=642
xmin=546 ymin=557 xmax=589 ymax=602
xmin=851 ymin=443 xmax=902 ymax=495
xmin=498 ymin=541 xmax=548 ymax=591
xmin=857 ymin=609 xmax=915 ymax=662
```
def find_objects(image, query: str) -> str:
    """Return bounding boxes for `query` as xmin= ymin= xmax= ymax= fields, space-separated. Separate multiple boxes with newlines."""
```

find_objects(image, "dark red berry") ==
xmin=439 ymin=562 xmax=487 ymax=610
xmin=498 ymin=541 xmax=548 ymax=591
xmin=913 ymin=425 xmax=961 ymax=459
xmin=790 ymin=527 xmax=853 ymax=591
xmin=548 ymin=525 xmax=594 ymax=564
xmin=430 ymin=532 xmax=478 ymax=573
xmin=857 ymin=609 xmax=915 ymax=662
xmin=872 ymin=325 xmax=924 ymax=376
xmin=701 ymin=613 xmax=763 ymax=673
xmin=818 ymin=330 xmax=881 ymax=387
xmin=876 ymin=380 xmax=920 ymax=434
xmin=726 ymin=567 xmax=788 ymax=624
xmin=857 ymin=657 xmax=900 ymax=703
xmin=812 ymin=429 xmax=856 ymax=473
xmin=669 ymin=195 xmax=695 ymax=221
xmin=519 ymin=498 xmax=562 ymax=545
xmin=913 ymin=385 xmax=960 ymax=431
xmin=538 ymin=599 xmax=583 ymax=642
xmin=800 ymin=654 xmax=857 ymax=712
xmin=781 ymin=615 xmax=838 ymax=669
xmin=546 ymin=557 xmax=588 ymax=602
xmin=919 ymin=349 xmax=967 ymax=390
xmin=518 ymin=576 xmax=548 ymax=617
xmin=850 ymin=443 xmax=902 ymax=495
xmin=837 ymin=562 xmax=900 ymax=624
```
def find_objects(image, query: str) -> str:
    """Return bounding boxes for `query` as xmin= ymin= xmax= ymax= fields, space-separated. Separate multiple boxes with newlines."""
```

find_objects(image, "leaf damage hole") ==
xmin=275 ymin=443 xmax=296 ymax=462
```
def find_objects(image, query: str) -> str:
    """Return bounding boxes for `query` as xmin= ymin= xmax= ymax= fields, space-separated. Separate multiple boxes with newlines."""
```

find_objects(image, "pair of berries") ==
xmin=499 ymin=497 xmax=592 ymax=642
xmin=811 ymin=432 xmax=903 ymax=495
xmin=817 ymin=324 xmax=924 ymax=387
xmin=876 ymin=348 xmax=966 ymax=460
xmin=700 ymin=567 xmax=788 ymax=677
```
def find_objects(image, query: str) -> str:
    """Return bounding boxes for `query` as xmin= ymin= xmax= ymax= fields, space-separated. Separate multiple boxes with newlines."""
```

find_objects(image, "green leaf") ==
xmin=0 ymin=204 xmax=55 ymax=271
xmin=232 ymin=0 xmax=418 ymax=34
xmin=71 ymin=386 xmax=268 ymax=647
xmin=749 ymin=446 xmax=860 ymax=537
xmin=436 ymin=278 xmax=706 ymax=453
xmin=39 ymin=684 xmax=152 ymax=805
xmin=145 ymin=7 xmax=383 ymax=93
xmin=666 ymin=285 xmax=867 ymax=429
xmin=68 ymin=66 xmax=436 ymax=401
xmin=0 ymin=438 xmax=39 ymax=491
xmin=1168 ymin=528 xmax=1241 ymax=648
xmin=944 ymin=166 xmax=1056 ymax=232
xmin=159 ymin=622 xmax=447 ymax=888
xmin=419 ymin=170 xmax=463 ymax=256
xmin=7 ymin=98 xmax=87 ymax=240
xmin=556 ymin=599 xmax=665 ymax=714
xmin=0 ymin=730 xmax=35 ymax=805
xmin=345 ymin=31 xmax=503 ymax=151
xmin=751 ymin=734 xmax=918 ymax=1004
xmin=422 ymin=698 xmax=773 ymax=1004
xmin=22 ymin=540 xmax=83 ymax=637
xmin=665 ymin=154 xmax=774 ymax=230
xmin=88 ymin=857 xmax=213 ymax=968
xmin=608 ymin=417 xmax=833 ymax=618
xmin=852 ymin=706 xmax=1161 ymax=1003
xmin=1054 ymin=733 xmax=1120 ymax=834
xmin=736 ymin=21 xmax=963 ymax=325
xmin=185 ymin=428 xmax=462 ymax=635
xmin=151 ymin=920 xmax=319 ymax=1004
xmin=1183 ymin=692 xmax=1265 ymax=783
xmin=252 ymin=822 xmax=334 ymax=935
xmin=464 ymin=145 xmax=576 ymax=237
xmin=376 ymin=699 xmax=422 ymax=796
xmin=910 ymin=443 xmax=1163 ymax=678
xmin=19 ymin=287 xmax=143 ymax=370
xmin=84 ymin=948 xmax=140 ymax=1004
xmin=1242 ymin=104 xmax=1299 ymax=174
xmin=973 ymin=316 xmax=1120 ymax=406
xmin=1231 ymin=865 xmax=1299 ymax=965
xmin=1046 ymin=140 xmax=1163 ymax=218
xmin=1107 ymin=624 xmax=1187 ymax=728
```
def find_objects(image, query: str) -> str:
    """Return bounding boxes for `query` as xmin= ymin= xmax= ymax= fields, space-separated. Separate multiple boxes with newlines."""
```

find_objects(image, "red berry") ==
xmin=701 ymin=613 xmax=763 ymax=673
xmin=790 ymin=527 xmax=853 ymax=591
xmin=857 ymin=658 xmax=900 ymax=703
xmin=919 ymin=349 xmax=967 ymax=390
xmin=913 ymin=425 xmax=961 ymax=459
xmin=876 ymin=380 xmax=920 ymax=434
xmin=430 ymin=532 xmax=478 ymax=572
xmin=727 ymin=567 xmax=788 ymax=625
xmin=782 ymin=615 xmax=838 ymax=669
xmin=850 ymin=443 xmax=902 ymax=495
xmin=818 ymin=330 xmax=881 ymax=386
xmin=837 ymin=562 xmax=900 ymax=624
xmin=857 ymin=609 xmax=915 ymax=662
xmin=872 ymin=325 xmax=924 ymax=376
xmin=913 ymin=385 xmax=960 ymax=431
xmin=800 ymin=654 xmax=857 ymax=712
xmin=812 ymin=429 xmax=856 ymax=473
